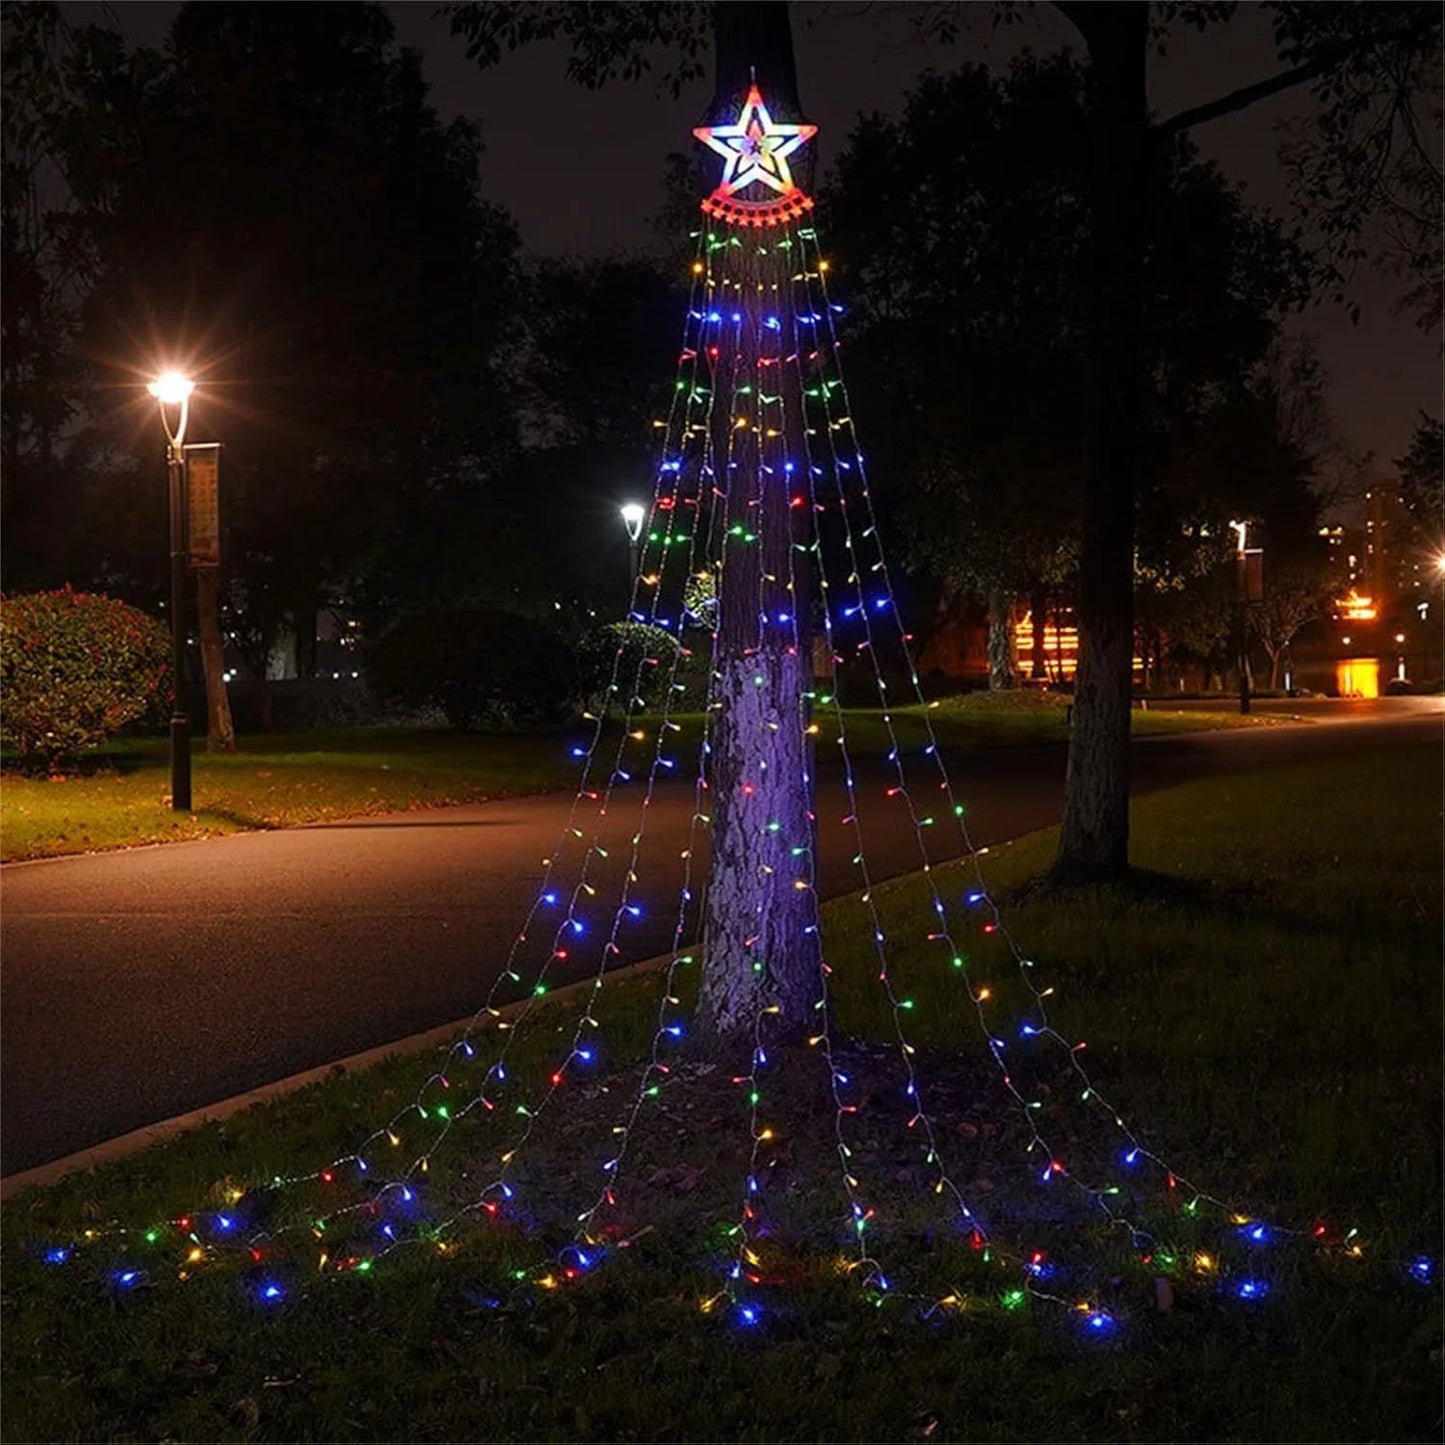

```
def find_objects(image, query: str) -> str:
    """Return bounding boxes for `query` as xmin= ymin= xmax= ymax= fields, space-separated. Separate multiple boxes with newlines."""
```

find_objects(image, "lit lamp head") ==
xmin=147 ymin=371 xmax=195 ymax=406
xmin=148 ymin=371 xmax=195 ymax=449
xmin=620 ymin=503 xmax=646 ymax=543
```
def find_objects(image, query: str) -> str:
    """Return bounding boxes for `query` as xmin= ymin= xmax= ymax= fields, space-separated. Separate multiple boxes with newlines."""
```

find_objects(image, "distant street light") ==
xmin=1229 ymin=519 xmax=1253 ymax=715
xmin=148 ymin=371 xmax=196 ymax=811
xmin=620 ymin=502 xmax=646 ymax=597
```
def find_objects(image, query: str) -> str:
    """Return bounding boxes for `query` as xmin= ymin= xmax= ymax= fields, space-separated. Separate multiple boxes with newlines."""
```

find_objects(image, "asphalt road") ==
xmin=3 ymin=698 xmax=1439 ymax=1174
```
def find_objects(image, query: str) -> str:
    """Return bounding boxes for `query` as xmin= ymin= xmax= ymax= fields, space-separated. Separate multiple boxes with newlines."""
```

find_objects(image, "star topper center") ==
xmin=694 ymin=81 xmax=818 ymax=228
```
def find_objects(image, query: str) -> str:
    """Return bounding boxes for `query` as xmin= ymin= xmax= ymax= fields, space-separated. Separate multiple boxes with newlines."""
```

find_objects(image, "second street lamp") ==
xmin=148 ymin=370 xmax=195 ymax=811
xmin=620 ymin=502 xmax=646 ymax=601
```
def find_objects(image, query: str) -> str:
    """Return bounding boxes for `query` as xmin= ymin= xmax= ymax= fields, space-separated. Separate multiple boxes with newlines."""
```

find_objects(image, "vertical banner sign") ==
xmin=183 ymin=442 xmax=221 ymax=570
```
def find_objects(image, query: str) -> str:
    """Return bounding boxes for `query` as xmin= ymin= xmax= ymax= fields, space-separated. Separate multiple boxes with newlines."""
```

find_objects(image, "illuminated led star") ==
xmin=693 ymin=82 xmax=818 ymax=225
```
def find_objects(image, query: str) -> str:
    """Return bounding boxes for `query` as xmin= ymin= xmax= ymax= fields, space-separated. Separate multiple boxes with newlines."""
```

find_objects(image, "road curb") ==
xmin=0 ymin=951 xmax=672 ymax=1201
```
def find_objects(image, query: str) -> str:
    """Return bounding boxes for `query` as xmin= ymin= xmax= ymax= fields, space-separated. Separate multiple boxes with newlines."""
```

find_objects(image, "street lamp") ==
xmin=1228 ymin=519 xmax=1252 ymax=714
xmin=620 ymin=502 xmax=646 ymax=596
xmin=148 ymin=370 xmax=195 ymax=811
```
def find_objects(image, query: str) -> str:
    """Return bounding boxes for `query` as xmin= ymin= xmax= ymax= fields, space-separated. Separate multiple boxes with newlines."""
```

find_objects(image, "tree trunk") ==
xmin=1054 ymin=2 xmax=1148 ymax=881
xmin=1029 ymin=584 xmax=1049 ymax=680
xmin=697 ymin=0 xmax=822 ymax=1046
xmin=294 ymin=601 xmax=318 ymax=678
xmin=195 ymin=568 xmax=236 ymax=751
xmin=986 ymin=588 xmax=1017 ymax=690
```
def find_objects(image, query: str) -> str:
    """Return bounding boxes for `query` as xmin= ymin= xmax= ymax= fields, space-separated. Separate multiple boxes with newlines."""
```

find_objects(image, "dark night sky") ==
xmin=63 ymin=1 xmax=1440 ymax=473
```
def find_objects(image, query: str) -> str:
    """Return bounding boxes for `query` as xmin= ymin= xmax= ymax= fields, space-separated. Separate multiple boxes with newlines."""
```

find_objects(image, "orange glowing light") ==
xmin=1335 ymin=658 xmax=1380 ymax=699
xmin=1335 ymin=590 xmax=1377 ymax=622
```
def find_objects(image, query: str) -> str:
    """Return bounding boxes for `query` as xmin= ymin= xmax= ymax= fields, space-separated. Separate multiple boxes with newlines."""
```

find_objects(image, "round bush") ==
xmin=574 ymin=621 xmax=684 ymax=713
xmin=0 ymin=588 xmax=171 ymax=771
xmin=368 ymin=608 xmax=572 ymax=730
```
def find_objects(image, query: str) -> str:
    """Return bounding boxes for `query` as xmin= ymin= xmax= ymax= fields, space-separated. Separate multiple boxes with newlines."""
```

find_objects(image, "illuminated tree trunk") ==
xmin=195 ymin=568 xmax=236 ymax=751
xmin=698 ymin=1 xmax=822 ymax=1044
xmin=987 ymin=588 xmax=1017 ymax=690
xmin=1029 ymin=584 xmax=1049 ymax=680
xmin=1054 ymin=3 xmax=1148 ymax=880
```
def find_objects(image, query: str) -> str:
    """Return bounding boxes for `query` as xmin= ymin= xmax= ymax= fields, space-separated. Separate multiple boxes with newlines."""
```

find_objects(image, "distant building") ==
xmin=1309 ymin=481 xmax=1438 ymax=695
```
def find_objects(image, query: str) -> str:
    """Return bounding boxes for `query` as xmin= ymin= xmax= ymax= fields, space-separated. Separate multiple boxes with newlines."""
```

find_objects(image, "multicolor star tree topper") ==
xmin=694 ymin=79 xmax=818 ymax=227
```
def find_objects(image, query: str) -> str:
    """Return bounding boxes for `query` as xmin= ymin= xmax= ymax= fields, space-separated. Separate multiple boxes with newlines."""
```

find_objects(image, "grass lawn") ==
xmin=0 ymin=727 xmax=585 ymax=863
xmin=0 ymin=692 xmax=1262 ymax=863
xmin=3 ymin=743 xmax=1436 ymax=1441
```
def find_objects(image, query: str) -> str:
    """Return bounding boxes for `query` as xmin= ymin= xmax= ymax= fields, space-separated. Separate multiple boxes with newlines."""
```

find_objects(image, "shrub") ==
xmin=574 ymin=621 xmax=684 ymax=713
xmin=367 ymin=608 xmax=572 ymax=730
xmin=0 ymin=588 xmax=171 ymax=771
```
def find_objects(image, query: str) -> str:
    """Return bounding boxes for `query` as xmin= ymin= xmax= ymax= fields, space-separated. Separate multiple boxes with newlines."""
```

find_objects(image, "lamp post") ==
xmin=1229 ymin=519 xmax=1251 ymax=715
xmin=620 ymin=502 xmax=646 ymax=600
xmin=148 ymin=370 xmax=195 ymax=811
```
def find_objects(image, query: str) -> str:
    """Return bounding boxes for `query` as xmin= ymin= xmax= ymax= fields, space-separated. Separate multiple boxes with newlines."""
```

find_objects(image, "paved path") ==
xmin=3 ymin=699 xmax=1438 ymax=1173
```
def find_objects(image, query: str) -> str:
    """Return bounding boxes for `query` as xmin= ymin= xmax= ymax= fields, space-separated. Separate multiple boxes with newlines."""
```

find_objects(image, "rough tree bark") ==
xmin=1029 ymin=584 xmax=1049 ymax=681
xmin=986 ymin=588 xmax=1017 ymax=691
xmin=195 ymin=568 xmax=236 ymax=750
xmin=1053 ymin=2 xmax=1148 ymax=881
xmin=697 ymin=0 xmax=823 ymax=1045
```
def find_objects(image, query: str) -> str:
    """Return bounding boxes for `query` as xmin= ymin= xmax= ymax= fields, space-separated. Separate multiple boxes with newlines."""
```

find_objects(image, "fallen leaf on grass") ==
xmin=229 ymin=1398 xmax=260 ymax=1429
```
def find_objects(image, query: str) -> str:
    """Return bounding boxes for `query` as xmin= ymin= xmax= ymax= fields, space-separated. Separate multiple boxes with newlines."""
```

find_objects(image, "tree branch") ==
xmin=1153 ymin=55 xmax=1338 ymax=136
